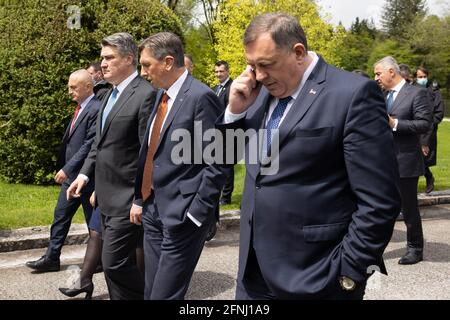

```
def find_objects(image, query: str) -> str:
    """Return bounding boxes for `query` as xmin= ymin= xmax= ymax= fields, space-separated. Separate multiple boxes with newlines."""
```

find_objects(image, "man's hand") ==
xmin=422 ymin=145 xmax=430 ymax=157
xmin=90 ymin=191 xmax=96 ymax=207
xmin=388 ymin=116 xmax=396 ymax=129
xmin=54 ymin=169 xmax=68 ymax=184
xmin=67 ymin=176 xmax=87 ymax=200
xmin=130 ymin=204 xmax=142 ymax=225
xmin=228 ymin=66 xmax=262 ymax=114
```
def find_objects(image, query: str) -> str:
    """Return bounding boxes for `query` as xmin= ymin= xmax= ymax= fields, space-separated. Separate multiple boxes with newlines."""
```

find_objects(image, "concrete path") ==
xmin=0 ymin=204 xmax=449 ymax=300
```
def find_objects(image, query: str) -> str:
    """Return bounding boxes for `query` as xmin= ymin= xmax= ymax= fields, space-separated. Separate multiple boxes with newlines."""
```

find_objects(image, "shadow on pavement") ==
xmin=187 ymin=271 xmax=235 ymax=299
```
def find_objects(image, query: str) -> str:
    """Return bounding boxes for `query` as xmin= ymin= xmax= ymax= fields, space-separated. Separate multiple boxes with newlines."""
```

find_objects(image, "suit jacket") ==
xmin=56 ymin=97 xmax=101 ymax=182
xmin=217 ymin=57 xmax=401 ymax=298
xmin=419 ymin=85 xmax=444 ymax=166
xmin=94 ymin=80 xmax=113 ymax=103
xmin=212 ymin=78 xmax=233 ymax=110
xmin=80 ymin=75 xmax=157 ymax=217
xmin=389 ymin=83 xmax=432 ymax=178
xmin=134 ymin=74 xmax=225 ymax=229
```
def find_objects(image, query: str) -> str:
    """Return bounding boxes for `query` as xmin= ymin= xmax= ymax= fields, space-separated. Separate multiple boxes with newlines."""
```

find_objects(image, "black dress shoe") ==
xmin=59 ymin=282 xmax=94 ymax=300
xmin=205 ymin=223 xmax=217 ymax=242
xmin=398 ymin=251 xmax=423 ymax=265
xmin=25 ymin=256 xmax=60 ymax=272
xmin=425 ymin=177 xmax=435 ymax=194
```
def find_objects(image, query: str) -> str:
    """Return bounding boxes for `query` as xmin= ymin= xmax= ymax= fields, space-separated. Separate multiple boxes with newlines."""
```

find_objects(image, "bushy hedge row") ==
xmin=0 ymin=0 xmax=182 ymax=184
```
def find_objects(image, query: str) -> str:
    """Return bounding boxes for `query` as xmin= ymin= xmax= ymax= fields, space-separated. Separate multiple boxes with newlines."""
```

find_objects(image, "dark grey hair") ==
xmin=374 ymin=56 xmax=400 ymax=74
xmin=101 ymin=32 xmax=138 ymax=67
xmin=139 ymin=32 xmax=184 ymax=68
xmin=244 ymin=13 xmax=308 ymax=52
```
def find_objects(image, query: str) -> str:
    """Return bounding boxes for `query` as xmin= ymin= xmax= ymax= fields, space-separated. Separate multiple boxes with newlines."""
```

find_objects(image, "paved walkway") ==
xmin=1 ymin=191 xmax=449 ymax=253
xmin=0 ymin=204 xmax=449 ymax=300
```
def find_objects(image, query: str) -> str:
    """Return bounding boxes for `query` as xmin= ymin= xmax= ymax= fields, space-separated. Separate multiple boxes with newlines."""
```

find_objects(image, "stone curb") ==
xmin=1 ymin=191 xmax=449 ymax=253
xmin=0 ymin=210 xmax=241 ymax=253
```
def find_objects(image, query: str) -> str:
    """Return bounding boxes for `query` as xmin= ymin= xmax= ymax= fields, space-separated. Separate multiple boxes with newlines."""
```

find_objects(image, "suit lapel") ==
xmin=67 ymin=99 xmax=93 ymax=139
xmin=154 ymin=75 xmax=192 ymax=154
xmin=99 ymin=76 xmax=139 ymax=143
xmin=390 ymin=84 xmax=409 ymax=114
xmin=277 ymin=57 xmax=327 ymax=152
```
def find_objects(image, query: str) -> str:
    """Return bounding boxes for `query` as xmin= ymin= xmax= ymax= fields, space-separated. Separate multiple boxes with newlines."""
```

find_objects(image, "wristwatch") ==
xmin=339 ymin=276 xmax=356 ymax=291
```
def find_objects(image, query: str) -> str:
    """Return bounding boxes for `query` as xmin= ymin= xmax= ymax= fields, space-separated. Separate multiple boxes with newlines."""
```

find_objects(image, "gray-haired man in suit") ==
xmin=374 ymin=56 xmax=432 ymax=265
xmin=68 ymin=33 xmax=157 ymax=299
xmin=131 ymin=32 xmax=225 ymax=300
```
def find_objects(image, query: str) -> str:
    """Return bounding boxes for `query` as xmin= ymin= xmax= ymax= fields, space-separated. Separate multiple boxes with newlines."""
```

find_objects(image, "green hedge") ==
xmin=0 ymin=0 xmax=182 ymax=184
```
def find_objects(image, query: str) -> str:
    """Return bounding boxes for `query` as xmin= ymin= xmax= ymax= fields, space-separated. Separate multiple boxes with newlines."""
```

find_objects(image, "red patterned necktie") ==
xmin=70 ymin=104 xmax=81 ymax=133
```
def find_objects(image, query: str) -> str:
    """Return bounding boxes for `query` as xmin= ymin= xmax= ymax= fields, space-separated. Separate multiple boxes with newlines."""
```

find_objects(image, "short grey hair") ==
xmin=244 ymin=13 xmax=308 ymax=52
xmin=101 ymin=32 xmax=138 ymax=66
xmin=139 ymin=32 xmax=185 ymax=68
xmin=374 ymin=56 xmax=400 ymax=74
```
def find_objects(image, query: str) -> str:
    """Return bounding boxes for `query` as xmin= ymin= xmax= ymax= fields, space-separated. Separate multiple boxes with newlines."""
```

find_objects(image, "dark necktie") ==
xmin=386 ymin=90 xmax=395 ymax=113
xmin=141 ymin=93 xmax=169 ymax=202
xmin=70 ymin=104 xmax=81 ymax=133
xmin=266 ymin=96 xmax=292 ymax=153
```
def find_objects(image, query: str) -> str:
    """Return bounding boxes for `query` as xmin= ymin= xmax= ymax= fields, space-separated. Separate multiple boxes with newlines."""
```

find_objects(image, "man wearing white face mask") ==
xmin=415 ymin=66 xmax=445 ymax=194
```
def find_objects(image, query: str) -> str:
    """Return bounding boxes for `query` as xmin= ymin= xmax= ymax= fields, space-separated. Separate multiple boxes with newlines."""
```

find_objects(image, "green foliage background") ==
xmin=0 ymin=0 xmax=182 ymax=184
xmin=210 ymin=0 xmax=346 ymax=85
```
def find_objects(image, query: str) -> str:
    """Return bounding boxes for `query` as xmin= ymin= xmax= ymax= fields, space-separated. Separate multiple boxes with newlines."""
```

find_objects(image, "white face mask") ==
xmin=416 ymin=78 xmax=428 ymax=87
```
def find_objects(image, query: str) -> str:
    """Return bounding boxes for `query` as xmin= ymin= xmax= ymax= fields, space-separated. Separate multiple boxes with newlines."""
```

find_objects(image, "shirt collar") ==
xmin=391 ymin=79 xmax=406 ymax=93
xmin=114 ymin=70 xmax=138 ymax=95
xmin=219 ymin=77 xmax=231 ymax=86
xmin=290 ymin=51 xmax=319 ymax=101
xmin=166 ymin=69 xmax=189 ymax=101
xmin=79 ymin=94 xmax=95 ymax=110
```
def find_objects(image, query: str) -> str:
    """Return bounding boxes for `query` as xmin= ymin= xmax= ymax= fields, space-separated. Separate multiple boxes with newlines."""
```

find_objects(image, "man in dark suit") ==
xmin=87 ymin=62 xmax=112 ymax=102
xmin=414 ymin=66 xmax=445 ymax=193
xmin=213 ymin=60 xmax=235 ymax=206
xmin=217 ymin=13 xmax=401 ymax=299
xmin=374 ymin=56 xmax=432 ymax=265
xmin=130 ymin=32 xmax=225 ymax=300
xmin=67 ymin=33 xmax=157 ymax=299
xmin=26 ymin=70 xmax=100 ymax=272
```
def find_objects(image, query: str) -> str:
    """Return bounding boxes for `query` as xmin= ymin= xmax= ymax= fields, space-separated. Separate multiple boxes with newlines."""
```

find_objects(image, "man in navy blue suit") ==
xmin=217 ymin=13 xmax=402 ymax=299
xmin=130 ymin=32 xmax=225 ymax=299
xmin=26 ymin=70 xmax=100 ymax=272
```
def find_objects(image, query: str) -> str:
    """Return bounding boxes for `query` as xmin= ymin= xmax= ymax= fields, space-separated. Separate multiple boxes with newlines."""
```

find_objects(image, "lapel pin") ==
xmin=309 ymin=89 xmax=317 ymax=95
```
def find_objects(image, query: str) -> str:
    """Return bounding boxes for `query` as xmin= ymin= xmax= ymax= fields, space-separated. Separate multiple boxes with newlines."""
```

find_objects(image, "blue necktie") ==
xmin=266 ymin=96 xmax=292 ymax=153
xmin=386 ymin=90 xmax=394 ymax=113
xmin=101 ymin=88 xmax=118 ymax=131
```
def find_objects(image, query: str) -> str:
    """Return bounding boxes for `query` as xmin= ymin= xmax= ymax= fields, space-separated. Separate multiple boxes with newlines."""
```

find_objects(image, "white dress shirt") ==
xmin=389 ymin=79 xmax=406 ymax=131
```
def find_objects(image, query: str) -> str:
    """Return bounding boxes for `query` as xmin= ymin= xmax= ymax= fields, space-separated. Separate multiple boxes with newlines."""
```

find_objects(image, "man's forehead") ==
xmin=101 ymin=45 xmax=119 ymax=56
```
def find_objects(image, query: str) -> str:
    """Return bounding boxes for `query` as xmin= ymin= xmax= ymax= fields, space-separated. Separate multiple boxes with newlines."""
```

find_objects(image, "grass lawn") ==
xmin=0 ymin=122 xmax=448 ymax=230
xmin=0 ymin=182 xmax=85 ymax=230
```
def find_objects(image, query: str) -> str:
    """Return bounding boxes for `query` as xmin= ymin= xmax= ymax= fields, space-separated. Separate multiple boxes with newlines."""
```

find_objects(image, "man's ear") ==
xmin=164 ymin=56 xmax=175 ymax=71
xmin=293 ymin=43 xmax=307 ymax=62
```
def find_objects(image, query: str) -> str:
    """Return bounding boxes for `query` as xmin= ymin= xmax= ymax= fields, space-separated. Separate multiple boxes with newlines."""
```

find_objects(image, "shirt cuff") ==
xmin=77 ymin=174 xmax=89 ymax=183
xmin=392 ymin=119 xmax=399 ymax=131
xmin=224 ymin=107 xmax=246 ymax=124
xmin=187 ymin=212 xmax=202 ymax=227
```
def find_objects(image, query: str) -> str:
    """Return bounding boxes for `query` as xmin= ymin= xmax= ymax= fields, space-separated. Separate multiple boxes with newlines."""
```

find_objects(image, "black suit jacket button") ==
xmin=255 ymin=184 xmax=261 ymax=189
